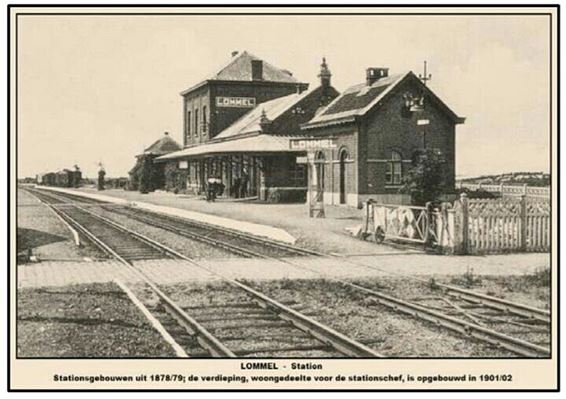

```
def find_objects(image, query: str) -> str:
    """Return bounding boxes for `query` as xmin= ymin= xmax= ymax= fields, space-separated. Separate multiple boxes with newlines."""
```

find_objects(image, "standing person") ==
xmin=206 ymin=176 xmax=216 ymax=202
xmin=97 ymin=162 xmax=105 ymax=191
xmin=232 ymin=177 xmax=241 ymax=199
xmin=240 ymin=168 xmax=249 ymax=198
xmin=216 ymin=176 xmax=225 ymax=197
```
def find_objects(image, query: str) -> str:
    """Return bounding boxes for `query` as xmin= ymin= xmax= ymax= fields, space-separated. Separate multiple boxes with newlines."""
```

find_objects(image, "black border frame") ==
xmin=7 ymin=3 xmax=561 ymax=392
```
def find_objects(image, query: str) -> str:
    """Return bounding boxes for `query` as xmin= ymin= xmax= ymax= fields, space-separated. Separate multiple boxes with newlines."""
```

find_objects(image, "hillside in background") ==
xmin=457 ymin=172 xmax=550 ymax=187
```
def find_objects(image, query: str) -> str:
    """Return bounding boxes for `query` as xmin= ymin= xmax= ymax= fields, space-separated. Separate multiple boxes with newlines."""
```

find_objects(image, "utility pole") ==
xmin=419 ymin=61 xmax=432 ymax=86
xmin=417 ymin=61 xmax=432 ymax=152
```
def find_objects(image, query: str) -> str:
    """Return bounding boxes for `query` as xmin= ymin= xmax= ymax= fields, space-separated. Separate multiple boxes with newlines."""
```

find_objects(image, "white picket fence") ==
xmin=362 ymin=194 xmax=551 ymax=254
xmin=461 ymin=196 xmax=551 ymax=254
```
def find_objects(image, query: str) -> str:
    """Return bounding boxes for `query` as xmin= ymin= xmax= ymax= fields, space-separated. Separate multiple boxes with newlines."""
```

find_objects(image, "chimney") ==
xmin=231 ymin=50 xmax=239 ymax=57
xmin=251 ymin=60 xmax=263 ymax=80
xmin=366 ymin=67 xmax=389 ymax=86
xmin=258 ymin=109 xmax=272 ymax=132
xmin=318 ymin=57 xmax=332 ymax=88
xmin=164 ymin=131 xmax=169 ymax=136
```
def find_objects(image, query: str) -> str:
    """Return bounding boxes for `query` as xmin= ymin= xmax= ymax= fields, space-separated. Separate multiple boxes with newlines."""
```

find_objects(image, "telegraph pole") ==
xmin=418 ymin=61 xmax=432 ymax=149
xmin=419 ymin=61 xmax=432 ymax=86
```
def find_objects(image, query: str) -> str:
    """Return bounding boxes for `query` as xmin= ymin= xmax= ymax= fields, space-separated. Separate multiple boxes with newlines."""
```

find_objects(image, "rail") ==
xmin=25 ymin=187 xmax=551 ymax=357
xmin=29 ymin=190 xmax=382 ymax=358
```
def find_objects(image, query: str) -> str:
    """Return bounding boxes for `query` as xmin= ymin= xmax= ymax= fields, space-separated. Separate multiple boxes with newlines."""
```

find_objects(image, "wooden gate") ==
xmin=364 ymin=202 xmax=436 ymax=245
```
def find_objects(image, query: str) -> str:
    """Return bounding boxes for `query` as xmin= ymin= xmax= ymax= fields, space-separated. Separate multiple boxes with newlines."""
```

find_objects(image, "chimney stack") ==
xmin=318 ymin=57 xmax=332 ymax=88
xmin=366 ymin=67 xmax=389 ymax=86
xmin=259 ymin=109 xmax=272 ymax=132
xmin=251 ymin=60 xmax=263 ymax=80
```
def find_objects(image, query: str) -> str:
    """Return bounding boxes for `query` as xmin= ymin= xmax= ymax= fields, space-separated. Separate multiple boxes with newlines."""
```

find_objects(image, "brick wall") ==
xmin=360 ymin=78 xmax=456 ymax=195
xmin=269 ymin=85 xmax=339 ymax=136
xmin=183 ymin=82 xmax=308 ymax=147
xmin=300 ymin=124 xmax=359 ymax=205
xmin=210 ymin=81 xmax=307 ymax=138
xmin=183 ymin=86 xmax=211 ymax=147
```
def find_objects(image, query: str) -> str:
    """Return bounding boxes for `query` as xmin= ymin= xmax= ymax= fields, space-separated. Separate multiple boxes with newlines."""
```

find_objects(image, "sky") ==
xmin=16 ymin=13 xmax=551 ymax=178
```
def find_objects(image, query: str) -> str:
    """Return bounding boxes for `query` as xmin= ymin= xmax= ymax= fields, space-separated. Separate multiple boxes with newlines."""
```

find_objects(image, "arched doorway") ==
xmin=339 ymin=148 xmax=349 ymax=204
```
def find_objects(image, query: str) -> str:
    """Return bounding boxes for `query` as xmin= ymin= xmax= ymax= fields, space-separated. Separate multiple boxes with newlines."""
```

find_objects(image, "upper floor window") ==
xmin=202 ymin=106 xmax=207 ymax=133
xmin=186 ymin=111 xmax=191 ymax=137
xmin=194 ymin=109 xmax=199 ymax=136
xmin=386 ymin=151 xmax=402 ymax=185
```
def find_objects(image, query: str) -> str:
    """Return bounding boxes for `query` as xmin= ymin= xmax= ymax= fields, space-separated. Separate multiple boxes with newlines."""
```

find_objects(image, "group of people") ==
xmin=206 ymin=169 xmax=249 ymax=202
xmin=230 ymin=170 xmax=249 ymax=199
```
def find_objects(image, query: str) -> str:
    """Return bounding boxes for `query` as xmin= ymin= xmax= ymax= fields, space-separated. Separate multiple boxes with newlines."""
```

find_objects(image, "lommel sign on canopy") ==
xmin=289 ymin=138 xmax=337 ymax=151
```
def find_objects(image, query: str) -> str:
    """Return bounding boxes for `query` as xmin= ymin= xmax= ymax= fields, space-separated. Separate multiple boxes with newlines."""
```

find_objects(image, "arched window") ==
xmin=386 ymin=151 xmax=402 ymax=185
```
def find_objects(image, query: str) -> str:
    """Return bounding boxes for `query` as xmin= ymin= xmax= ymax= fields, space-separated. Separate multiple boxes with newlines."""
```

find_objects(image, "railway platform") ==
xmin=39 ymin=186 xmax=406 ymax=255
xmin=19 ymin=253 xmax=548 ymax=289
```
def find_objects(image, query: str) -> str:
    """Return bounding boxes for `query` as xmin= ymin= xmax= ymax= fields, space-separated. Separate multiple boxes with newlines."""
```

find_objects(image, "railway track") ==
xmin=26 ymin=187 xmax=551 ymax=357
xmin=106 ymin=206 xmax=311 ymax=258
xmin=100 ymin=201 xmax=552 ymax=356
xmin=25 ymin=188 xmax=382 ymax=358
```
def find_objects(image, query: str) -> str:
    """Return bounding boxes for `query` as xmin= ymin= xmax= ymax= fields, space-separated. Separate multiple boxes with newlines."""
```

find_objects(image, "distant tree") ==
xmin=138 ymin=156 xmax=153 ymax=194
xmin=164 ymin=161 xmax=180 ymax=192
xmin=399 ymin=148 xmax=450 ymax=205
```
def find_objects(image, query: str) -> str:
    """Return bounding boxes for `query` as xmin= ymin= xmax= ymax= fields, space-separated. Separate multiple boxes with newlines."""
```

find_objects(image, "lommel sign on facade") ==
xmin=215 ymin=96 xmax=257 ymax=108
xmin=289 ymin=138 xmax=337 ymax=151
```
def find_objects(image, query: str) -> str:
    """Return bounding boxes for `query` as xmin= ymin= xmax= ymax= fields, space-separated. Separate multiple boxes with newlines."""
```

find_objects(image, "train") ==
xmin=37 ymin=167 xmax=82 ymax=188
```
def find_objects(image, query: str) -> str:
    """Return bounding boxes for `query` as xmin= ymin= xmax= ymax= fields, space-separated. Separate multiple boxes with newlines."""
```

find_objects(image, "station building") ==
xmin=158 ymin=52 xmax=339 ymax=202
xmin=128 ymin=132 xmax=182 ymax=192
xmin=158 ymin=50 xmax=464 ymax=207
xmin=301 ymin=68 xmax=465 ymax=207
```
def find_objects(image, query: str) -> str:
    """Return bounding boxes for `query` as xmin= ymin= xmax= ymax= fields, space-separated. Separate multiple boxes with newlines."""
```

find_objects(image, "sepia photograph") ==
xmin=8 ymin=4 xmax=558 ymax=391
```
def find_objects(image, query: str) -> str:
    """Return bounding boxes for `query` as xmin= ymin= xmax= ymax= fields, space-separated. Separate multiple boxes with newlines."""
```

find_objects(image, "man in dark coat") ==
xmin=240 ymin=168 xmax=249 ymax=198
xmin=232 ymin=177 xmax=241 ymax=199
xmin=97 ymin=163 xmax=106 ymax=191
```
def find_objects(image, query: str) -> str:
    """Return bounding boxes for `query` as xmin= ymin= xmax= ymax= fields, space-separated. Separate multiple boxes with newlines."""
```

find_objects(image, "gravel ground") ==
xmin=85 ymin=206 xmax=238 ymax=260
xmin=337 ymin=272 xmax=551 ymax=351
xmin=436 ymin=269 xmax=551 ymax=310
xmin=346 ymin=271 xmax=551 ymax=311
xmin=17 ymin=189 xmax=101 ymax=262
xmin=159 ymin=281 xmax=341 ymax=357
xmin=17 ymin=282 xmax=176 ymax=357
xmin=242 ymin=278 xmax=516 ymax=357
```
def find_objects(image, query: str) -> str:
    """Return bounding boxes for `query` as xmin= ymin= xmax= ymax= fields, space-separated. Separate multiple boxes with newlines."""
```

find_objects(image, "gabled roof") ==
xmin=303 ymin=71 xmax=464 ymax=129
xmin=181 ymin=51 xmax=304 ymax=95
xmin=141 ymin=133 xmax=182 ymax=156
xmin=213 ymin=88 xmax=316 ymax=140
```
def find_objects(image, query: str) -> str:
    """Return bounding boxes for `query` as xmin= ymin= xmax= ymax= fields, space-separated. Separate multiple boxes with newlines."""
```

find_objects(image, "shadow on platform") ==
xmin=17 ymin=227 xmax=67 ymax=252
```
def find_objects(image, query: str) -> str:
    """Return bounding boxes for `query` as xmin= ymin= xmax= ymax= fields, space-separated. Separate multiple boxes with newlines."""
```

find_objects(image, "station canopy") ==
xmin=155 ymin=134 xmax=308 ymax=161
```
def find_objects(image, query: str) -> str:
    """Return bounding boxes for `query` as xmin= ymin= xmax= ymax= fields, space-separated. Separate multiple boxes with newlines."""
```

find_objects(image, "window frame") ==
xmin=385 ymin=151 xmax=403 ymax=185
xmin=202 ymin=105 xmax=207 ymax=133
xmin=194 ymin=108 xmax=199 ymax=137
